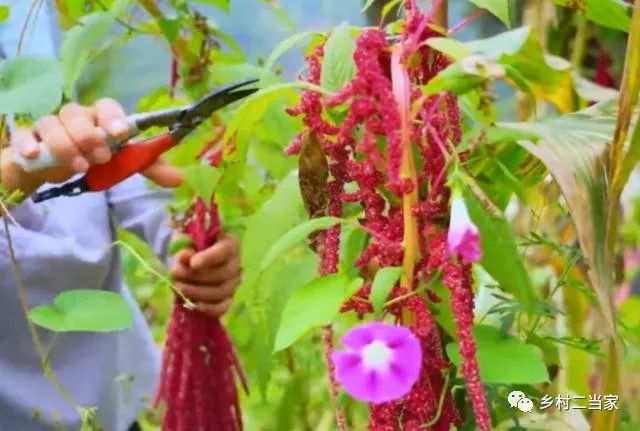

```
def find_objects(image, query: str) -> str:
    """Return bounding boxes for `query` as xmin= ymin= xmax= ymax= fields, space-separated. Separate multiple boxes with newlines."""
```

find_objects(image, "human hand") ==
xmin=170 ymin=235 xmax=242 ymax=318
xmin=10 ymin=99 xmax=183 ymax=188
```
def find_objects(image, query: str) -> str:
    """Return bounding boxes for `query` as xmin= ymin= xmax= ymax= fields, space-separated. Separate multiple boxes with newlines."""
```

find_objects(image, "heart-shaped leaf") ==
xmin=29 ymin=290 xmax=134 ymax=333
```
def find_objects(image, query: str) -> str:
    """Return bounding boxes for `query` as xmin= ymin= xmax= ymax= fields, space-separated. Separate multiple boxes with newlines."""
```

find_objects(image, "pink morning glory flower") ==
xmin=447 ymin=195 xmax=482 ymax=263
xmin=330 ymin=322 xmax=422 ymax=404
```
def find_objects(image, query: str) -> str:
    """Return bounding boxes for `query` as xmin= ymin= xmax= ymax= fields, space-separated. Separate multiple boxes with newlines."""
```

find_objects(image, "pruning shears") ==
xmin=15 ymin=79 xmax=259 ymax=203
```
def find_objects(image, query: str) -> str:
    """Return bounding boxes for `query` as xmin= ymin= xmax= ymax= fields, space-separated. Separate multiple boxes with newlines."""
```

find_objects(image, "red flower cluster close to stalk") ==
xmin=286 ymin=3 xmax=491 ymax=430
xmin=155 ymin=166 xmax=246 ymax=430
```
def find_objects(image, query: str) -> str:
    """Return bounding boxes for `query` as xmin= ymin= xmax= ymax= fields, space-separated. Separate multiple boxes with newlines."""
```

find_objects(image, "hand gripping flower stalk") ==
xmin=155 ymin=196 xmax=247 ymax=431
xmin=286 ymin=1 xmax=491 ymax=430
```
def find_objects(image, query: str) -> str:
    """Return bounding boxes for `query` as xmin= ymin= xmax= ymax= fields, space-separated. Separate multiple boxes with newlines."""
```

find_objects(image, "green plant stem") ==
xmin=2 ymin=217 xmax=78 ymax=411
xmin=137 ymin=0 xmax=197 ymax=64
xmin=570 ymin=14 xmax=588 ymax=72
xmin=597 ymin=5 xmax=640 ymax=429
xmin=609 ymin=0 xmax=640 ymax=207
xmin=111 ymin=239 xmax=196 ymax=308
xmin=421 ymin=371 xmax=450 ymax=428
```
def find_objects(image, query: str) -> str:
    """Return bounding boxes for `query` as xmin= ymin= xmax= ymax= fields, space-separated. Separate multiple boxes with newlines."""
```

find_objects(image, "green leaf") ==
xmin=0 ymin=56 xmax=63 ymax=117
xmin=0 ymin=5 xmax=9 ymax=22
xmin=554 ymin=0 xmax=631 ymax=32
xmin=61 ymin=11 xmax=115 ymax=95
xmin=426 ymin=37 xmax=471 ymax=61
xmin=465 ymin=26 xmax=575 ymax=115
xmin=422 ymin=63 xmax=485 ymax=97
xmin=180 ymin=164 xmax=222 ymax=202
xmin=168 ymin=237 xmax=193 ymax=256
xmin=362 ymin=0 xmax=377 ymax=12
xmin=158 ymin=17 xmax=181 ymax=43
xmin=423 ymin=55 xmax=505 ymax=98
xmin=370 ymin=267 xmax=403 ymax=315
xmin=446 ymin=325 xmax=549 ymax=384
xmin=223 ymin=81 xmax=331 ymax=164
xmin=29 ymin=290 xmax=134 ymax=333
xmin=259 ymin=216 xmax=344 ymax=272
xmin=264 ymin=31 xmax=316 ymax=73
xmin=192 ymin=0 xmax=230 ymax=11
xmin=274 ymin=274 xmax=350 ymax=351
xmin=463 ymin=192 xmax=536 ymax=313
xmin=573 ymin=73 xmax=618 ymax=103
xmin=339 ymin=225 xmax=368 ymax=278
xmin=468 ymin=0 xmax=511 ymax=27
xmin=320 ymin=22 xmax=356 ymax=92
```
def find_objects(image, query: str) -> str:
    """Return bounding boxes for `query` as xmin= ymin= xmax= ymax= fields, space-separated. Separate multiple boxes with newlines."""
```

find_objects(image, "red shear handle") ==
xmin=85 ymin=134 xmax=177 ymax=191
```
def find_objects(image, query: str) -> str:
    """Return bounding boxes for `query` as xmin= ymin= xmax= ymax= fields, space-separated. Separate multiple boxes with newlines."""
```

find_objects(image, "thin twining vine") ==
xmin=109 ymin=239 xmax=196 ymax=308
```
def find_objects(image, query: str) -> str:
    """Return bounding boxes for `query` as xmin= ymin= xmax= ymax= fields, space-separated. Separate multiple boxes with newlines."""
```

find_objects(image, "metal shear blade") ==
xmin=185 ymin=78 xmax=260 ymax=122
xmin=129 ymin=78 xmax=260 ymax=139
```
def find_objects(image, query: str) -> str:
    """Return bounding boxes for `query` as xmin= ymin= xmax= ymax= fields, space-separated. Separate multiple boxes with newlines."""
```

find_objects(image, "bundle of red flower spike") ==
xmin=286 ymin=1 xmax=491 ymax=430
xmin=155 ymin=154 xmax=246 ymax=430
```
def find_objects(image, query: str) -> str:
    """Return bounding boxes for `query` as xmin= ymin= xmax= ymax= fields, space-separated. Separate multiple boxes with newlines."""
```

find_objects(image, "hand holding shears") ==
xmin=11 ymin=79 xmax=258 ymax=203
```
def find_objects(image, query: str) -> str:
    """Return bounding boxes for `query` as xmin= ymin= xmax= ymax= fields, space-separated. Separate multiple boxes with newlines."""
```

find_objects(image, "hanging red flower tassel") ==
xmin=155 ymin=196 xmax=247 ymax=431
xmin=155 ymin=115 xmax=246 ymax=430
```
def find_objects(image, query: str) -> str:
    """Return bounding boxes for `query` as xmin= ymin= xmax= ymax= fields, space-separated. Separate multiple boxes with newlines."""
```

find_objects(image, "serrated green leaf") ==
xmin=370 ymin=267 xmax=403 ymax=315
xmin=468 ymin=0 xmax=511 ymax=27
xmin=446 ymin=324 xmax=549 ymax=384
xmin=264 ymin=31 xmax=316 ymax=73
xmin=320 ymin=22 xmax=356 ymax=92
xmin=463 ymin=191 xmax=536 ymax=313
xmin=0 ymin=56 xmax=63 ymax=117
xmin=259 ymin=216 xmax=344 ymax=272
xmin=180 ymin=164 xmax=222 ymax=202
xmin=29 ymin=290 xmax=134 ymax=333
xmin=61 ymin=11 xmax=115 ymax=95
xmin=274 ymin=274 xmax=349 ymax=352
xmin=223 ymin=81 xmax=331 ymax=164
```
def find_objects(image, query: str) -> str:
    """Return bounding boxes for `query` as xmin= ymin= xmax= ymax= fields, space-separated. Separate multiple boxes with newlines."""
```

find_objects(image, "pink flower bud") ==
xmin=447 ymin=195 xmax=481 ymax=263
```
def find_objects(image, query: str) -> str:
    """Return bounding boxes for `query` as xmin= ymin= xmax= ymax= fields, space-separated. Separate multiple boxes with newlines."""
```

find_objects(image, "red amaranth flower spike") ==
xmin=285 ymin=3 xmax=491 ymax=429
xmin=156 ymin=196 xmax=247 ymax=431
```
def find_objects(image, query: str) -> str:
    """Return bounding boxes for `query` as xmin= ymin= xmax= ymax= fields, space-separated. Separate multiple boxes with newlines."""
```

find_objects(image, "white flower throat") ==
xmin=362 ymin=341 xmax=393 ymax=370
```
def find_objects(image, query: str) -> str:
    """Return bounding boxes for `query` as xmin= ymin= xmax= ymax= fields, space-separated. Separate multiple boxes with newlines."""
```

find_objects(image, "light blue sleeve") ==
xmin=0 ymin=1 xmax=60 ymax=58
xmin=106 ymin=175 xmax=174 ymax=264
